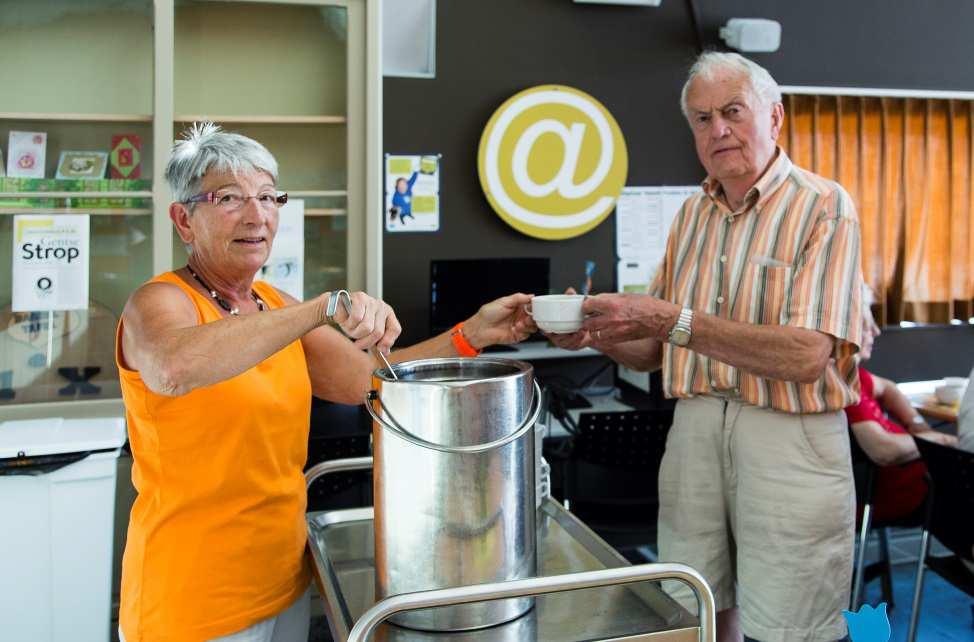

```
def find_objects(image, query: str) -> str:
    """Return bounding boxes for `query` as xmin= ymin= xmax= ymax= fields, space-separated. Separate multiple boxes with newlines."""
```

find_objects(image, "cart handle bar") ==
xmin=346 ymin=562 xmax=716 ymax=642
xmin=305 ymin=456 xmax=374 ymax=490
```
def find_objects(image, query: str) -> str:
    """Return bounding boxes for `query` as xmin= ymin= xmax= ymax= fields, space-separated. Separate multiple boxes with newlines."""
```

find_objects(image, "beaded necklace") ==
xmin=186 ymin=265 xmax=265 ymax=316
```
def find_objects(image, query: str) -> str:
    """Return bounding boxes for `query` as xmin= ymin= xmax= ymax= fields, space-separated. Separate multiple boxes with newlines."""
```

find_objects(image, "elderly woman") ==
xmin=116 ymin=123 xmax=537 ymax=642
xmin=845 ymin=287 xmax=957 ymax=523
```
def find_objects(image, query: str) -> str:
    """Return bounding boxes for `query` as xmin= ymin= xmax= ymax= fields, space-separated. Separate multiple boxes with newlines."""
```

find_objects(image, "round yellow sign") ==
xmin=477 ymin=85 xmax=628 ymax=240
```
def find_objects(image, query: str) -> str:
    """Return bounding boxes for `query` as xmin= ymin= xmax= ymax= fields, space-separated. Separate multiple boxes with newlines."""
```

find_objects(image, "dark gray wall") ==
xmin=383 ymin=0 xmax=974 ymax=374
xmin=868 ymin=325 xmax=974 ymax=382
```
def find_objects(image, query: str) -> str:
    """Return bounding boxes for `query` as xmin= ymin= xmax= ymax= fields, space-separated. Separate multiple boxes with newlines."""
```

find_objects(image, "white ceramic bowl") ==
xmin=534 ymin=318 xmax=583 ymax=334
xmin=527 ymin=294 xmax=585 ymax=334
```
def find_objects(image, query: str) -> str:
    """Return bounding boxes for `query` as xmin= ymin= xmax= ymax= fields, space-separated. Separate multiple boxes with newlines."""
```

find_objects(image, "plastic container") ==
xmin=0 ymin=417 xmax=126 ymax=642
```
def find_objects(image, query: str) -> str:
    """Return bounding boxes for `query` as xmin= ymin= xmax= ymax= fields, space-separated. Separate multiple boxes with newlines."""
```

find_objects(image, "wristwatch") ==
xmin=667 ymin=308 xmax=694 ymax=347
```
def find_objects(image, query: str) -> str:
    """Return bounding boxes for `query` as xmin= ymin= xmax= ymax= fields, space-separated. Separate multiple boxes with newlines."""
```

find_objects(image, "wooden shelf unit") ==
xmin=284 ymin=190 xmax=348 ymax=198
xmin=0 ymin=191 xmax=154 ymax=199
xmin=0 ymin=207 xmax=151 ymax=216
xmin=174 ymin=115 xmax=346 ymax=125
xmin=0 ymin=112 xmax=153 ymax=123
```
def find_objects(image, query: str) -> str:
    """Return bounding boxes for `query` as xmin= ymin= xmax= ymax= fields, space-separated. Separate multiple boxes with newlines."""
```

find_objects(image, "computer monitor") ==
xmin=430 ymin=258 xmax=550 ymax=336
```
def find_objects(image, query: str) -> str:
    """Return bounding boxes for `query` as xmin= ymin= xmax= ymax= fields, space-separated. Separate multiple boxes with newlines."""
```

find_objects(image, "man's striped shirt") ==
xmin=649 ymin=149 xmax=863 ymax=414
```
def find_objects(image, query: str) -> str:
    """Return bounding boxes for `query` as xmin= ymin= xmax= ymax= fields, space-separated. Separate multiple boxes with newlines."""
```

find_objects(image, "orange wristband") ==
xmin=450 ymin=322 xmax=481 ymax=357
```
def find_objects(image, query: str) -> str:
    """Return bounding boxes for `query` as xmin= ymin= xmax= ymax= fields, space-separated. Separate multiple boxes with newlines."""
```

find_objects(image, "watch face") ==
xmin=671 ymin=328 xmax=691 ymax=346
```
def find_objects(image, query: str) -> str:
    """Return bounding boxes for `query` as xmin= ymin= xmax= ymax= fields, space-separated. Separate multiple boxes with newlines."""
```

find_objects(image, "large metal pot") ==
xmin=366 ymin=358 xmax=541 ymax=631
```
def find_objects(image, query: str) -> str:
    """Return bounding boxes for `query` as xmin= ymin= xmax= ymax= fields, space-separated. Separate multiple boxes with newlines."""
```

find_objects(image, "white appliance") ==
xmin=0 ymin=417 xmax=126 ymax=642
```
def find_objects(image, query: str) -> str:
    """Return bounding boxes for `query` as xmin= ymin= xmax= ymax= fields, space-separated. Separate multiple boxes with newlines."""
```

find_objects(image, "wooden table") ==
xmin=898 ymin=380 xmax=960 ymax=424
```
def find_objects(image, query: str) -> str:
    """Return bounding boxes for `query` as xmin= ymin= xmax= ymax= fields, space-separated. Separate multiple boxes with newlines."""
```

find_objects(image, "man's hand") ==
xmin=581 ymin=293 xmax=680 ymax=344
xmin=462 ymin=293 xmax=537 ymax=349
xmin=326 ymin=291 xmax=402 ymax=354
xmin=542 ymin=287 xmax=597 ymax=350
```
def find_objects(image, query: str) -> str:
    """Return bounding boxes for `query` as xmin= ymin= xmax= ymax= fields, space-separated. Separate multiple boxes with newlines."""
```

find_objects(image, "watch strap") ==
xmin=668 ymin=307 xmax=694 ymax=344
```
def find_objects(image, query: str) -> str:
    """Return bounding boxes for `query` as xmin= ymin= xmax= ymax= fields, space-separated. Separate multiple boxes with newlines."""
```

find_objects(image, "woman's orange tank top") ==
xmin=116 ymin=272 xmax=312 ymax=642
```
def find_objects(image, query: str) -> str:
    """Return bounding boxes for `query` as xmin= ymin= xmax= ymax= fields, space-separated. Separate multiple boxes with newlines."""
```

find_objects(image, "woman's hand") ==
xmin=462 ymin=293 xmax=537 ymax=349
xmin=914 ymin=430 xmax=959 ymax=448
xmin=326 ymin=291 xmax=402 ymax=354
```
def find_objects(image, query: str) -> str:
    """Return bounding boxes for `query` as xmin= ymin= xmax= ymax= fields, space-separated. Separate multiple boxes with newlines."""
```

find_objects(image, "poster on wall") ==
xmin=614 ymin=185 xmax=698 ymax=392
xmin=12 ymin=214 xmax=90 ymax=312
xmin=385 ymin=154 xmax=440 ymax=233
xmin=615 ymin=186 xmax=698 ymax=262
xmin=260 ymin=198 xmax=304 ymax=300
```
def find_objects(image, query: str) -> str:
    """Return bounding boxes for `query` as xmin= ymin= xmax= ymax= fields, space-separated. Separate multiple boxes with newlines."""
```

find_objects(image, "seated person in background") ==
xmin=845 ymin=287 xmax=957 ymax=523
xmin=958 ymin=362 xmax=974 ymax=453
xmin=957 ymin=364 xmax=974 ymax=571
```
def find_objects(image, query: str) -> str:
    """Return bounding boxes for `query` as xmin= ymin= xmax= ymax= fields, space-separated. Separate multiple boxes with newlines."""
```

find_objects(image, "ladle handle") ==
xmin=327 ymin=289 xmax=399 ymax=380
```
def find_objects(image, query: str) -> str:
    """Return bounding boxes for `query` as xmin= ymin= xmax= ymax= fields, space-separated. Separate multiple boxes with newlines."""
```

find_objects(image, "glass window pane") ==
xmin=0 ymin=0 xmax=154 ymax=406
xmin=172 ymin=2 xmax=349 ymax=301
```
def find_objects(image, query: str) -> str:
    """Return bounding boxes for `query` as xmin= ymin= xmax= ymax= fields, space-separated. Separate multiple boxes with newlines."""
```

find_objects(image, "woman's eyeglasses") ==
xmin=183 ymin=190 xmax=288 ymax=213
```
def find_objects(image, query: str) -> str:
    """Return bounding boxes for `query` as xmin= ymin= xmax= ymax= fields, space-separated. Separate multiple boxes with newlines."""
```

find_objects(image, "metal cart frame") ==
xmin=306 ymin=457 xmax=716 ymax=642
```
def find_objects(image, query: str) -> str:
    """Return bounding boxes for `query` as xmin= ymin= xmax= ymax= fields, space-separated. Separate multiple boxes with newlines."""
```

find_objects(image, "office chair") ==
xmin=849 ymin=430 xmax=926 ymax=611
xmin=559 ymin=409 xmax=673 ymax=562
xmin=906 ymin=438 xmax=974 ymax=642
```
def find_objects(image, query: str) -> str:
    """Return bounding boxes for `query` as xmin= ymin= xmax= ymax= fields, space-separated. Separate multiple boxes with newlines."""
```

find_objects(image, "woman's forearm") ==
xmin=141 ymin=299 xmax=325 ymax=396
xmin=878 ymin=382 xmax=925 ymax=432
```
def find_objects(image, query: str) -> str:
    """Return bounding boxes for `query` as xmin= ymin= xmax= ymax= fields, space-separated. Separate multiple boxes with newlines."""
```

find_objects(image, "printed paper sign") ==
xmin=12 ymin=215 xmax=90 ymax=311
xmin=615 ymin=186 xmax=699 ymax=262
xmin=385 ymin=154 xmax=440 ymax=232
xmin=260 ymin=199 xmax=304 ymax=300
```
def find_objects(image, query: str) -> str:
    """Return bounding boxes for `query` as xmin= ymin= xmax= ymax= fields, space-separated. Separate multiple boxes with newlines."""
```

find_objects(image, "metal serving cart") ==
xmin=306 ymin=458 xmax=716 ymax=642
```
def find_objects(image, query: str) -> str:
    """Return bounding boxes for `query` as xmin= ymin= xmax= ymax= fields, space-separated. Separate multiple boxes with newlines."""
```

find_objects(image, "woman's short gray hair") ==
xmin=680 ymin=51 xmax=782 ymax=121
xmin=165 ymin=122 xmax=279 ymax=204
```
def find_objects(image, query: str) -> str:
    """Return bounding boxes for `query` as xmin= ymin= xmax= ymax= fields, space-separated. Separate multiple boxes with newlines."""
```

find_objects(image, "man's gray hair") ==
xmin=165 ymin=122 xmax=279 ymax=204
xmin=680 ymin=51 xmax=783 ymax=121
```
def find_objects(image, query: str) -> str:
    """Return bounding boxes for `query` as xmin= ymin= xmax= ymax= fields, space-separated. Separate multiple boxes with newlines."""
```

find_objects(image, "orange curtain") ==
xmin=780 ymin=94 xmax=974 ymax=325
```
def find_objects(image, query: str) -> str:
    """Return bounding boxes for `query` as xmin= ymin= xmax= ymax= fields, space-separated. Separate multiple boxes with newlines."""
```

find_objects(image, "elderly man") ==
xmin=551 ymin=52 xmax=863 ymax=642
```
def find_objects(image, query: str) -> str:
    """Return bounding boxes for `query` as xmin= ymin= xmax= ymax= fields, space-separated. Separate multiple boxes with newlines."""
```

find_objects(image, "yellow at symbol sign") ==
xmin=477 ymin=85 xmax=628 ymax=240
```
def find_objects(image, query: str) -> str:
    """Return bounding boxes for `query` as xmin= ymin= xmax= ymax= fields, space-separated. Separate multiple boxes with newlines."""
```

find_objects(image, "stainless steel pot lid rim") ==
xmin=373 ymin=357 xmax=534 ymax=386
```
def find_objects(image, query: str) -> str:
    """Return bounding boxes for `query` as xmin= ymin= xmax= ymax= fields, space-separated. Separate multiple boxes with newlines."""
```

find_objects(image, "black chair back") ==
xmin=561 ymin=410 xmax=672 ymax=533
xmin=915 ymin=437 xmax=974 ymax=563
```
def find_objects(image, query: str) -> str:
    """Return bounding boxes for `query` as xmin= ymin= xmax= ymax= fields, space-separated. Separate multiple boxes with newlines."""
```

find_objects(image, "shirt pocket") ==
xmin=743 ymin=263 xmax=793 ymax=325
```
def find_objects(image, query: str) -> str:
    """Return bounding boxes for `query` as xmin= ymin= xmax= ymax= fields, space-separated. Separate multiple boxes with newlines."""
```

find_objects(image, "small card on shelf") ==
xmin=7 ymin=131 xmax=47 ymax=178
xmin=110 ymin=134 xmax=142 ymax=179
xmin=56 ymin=151 xmax=109 ymax=180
